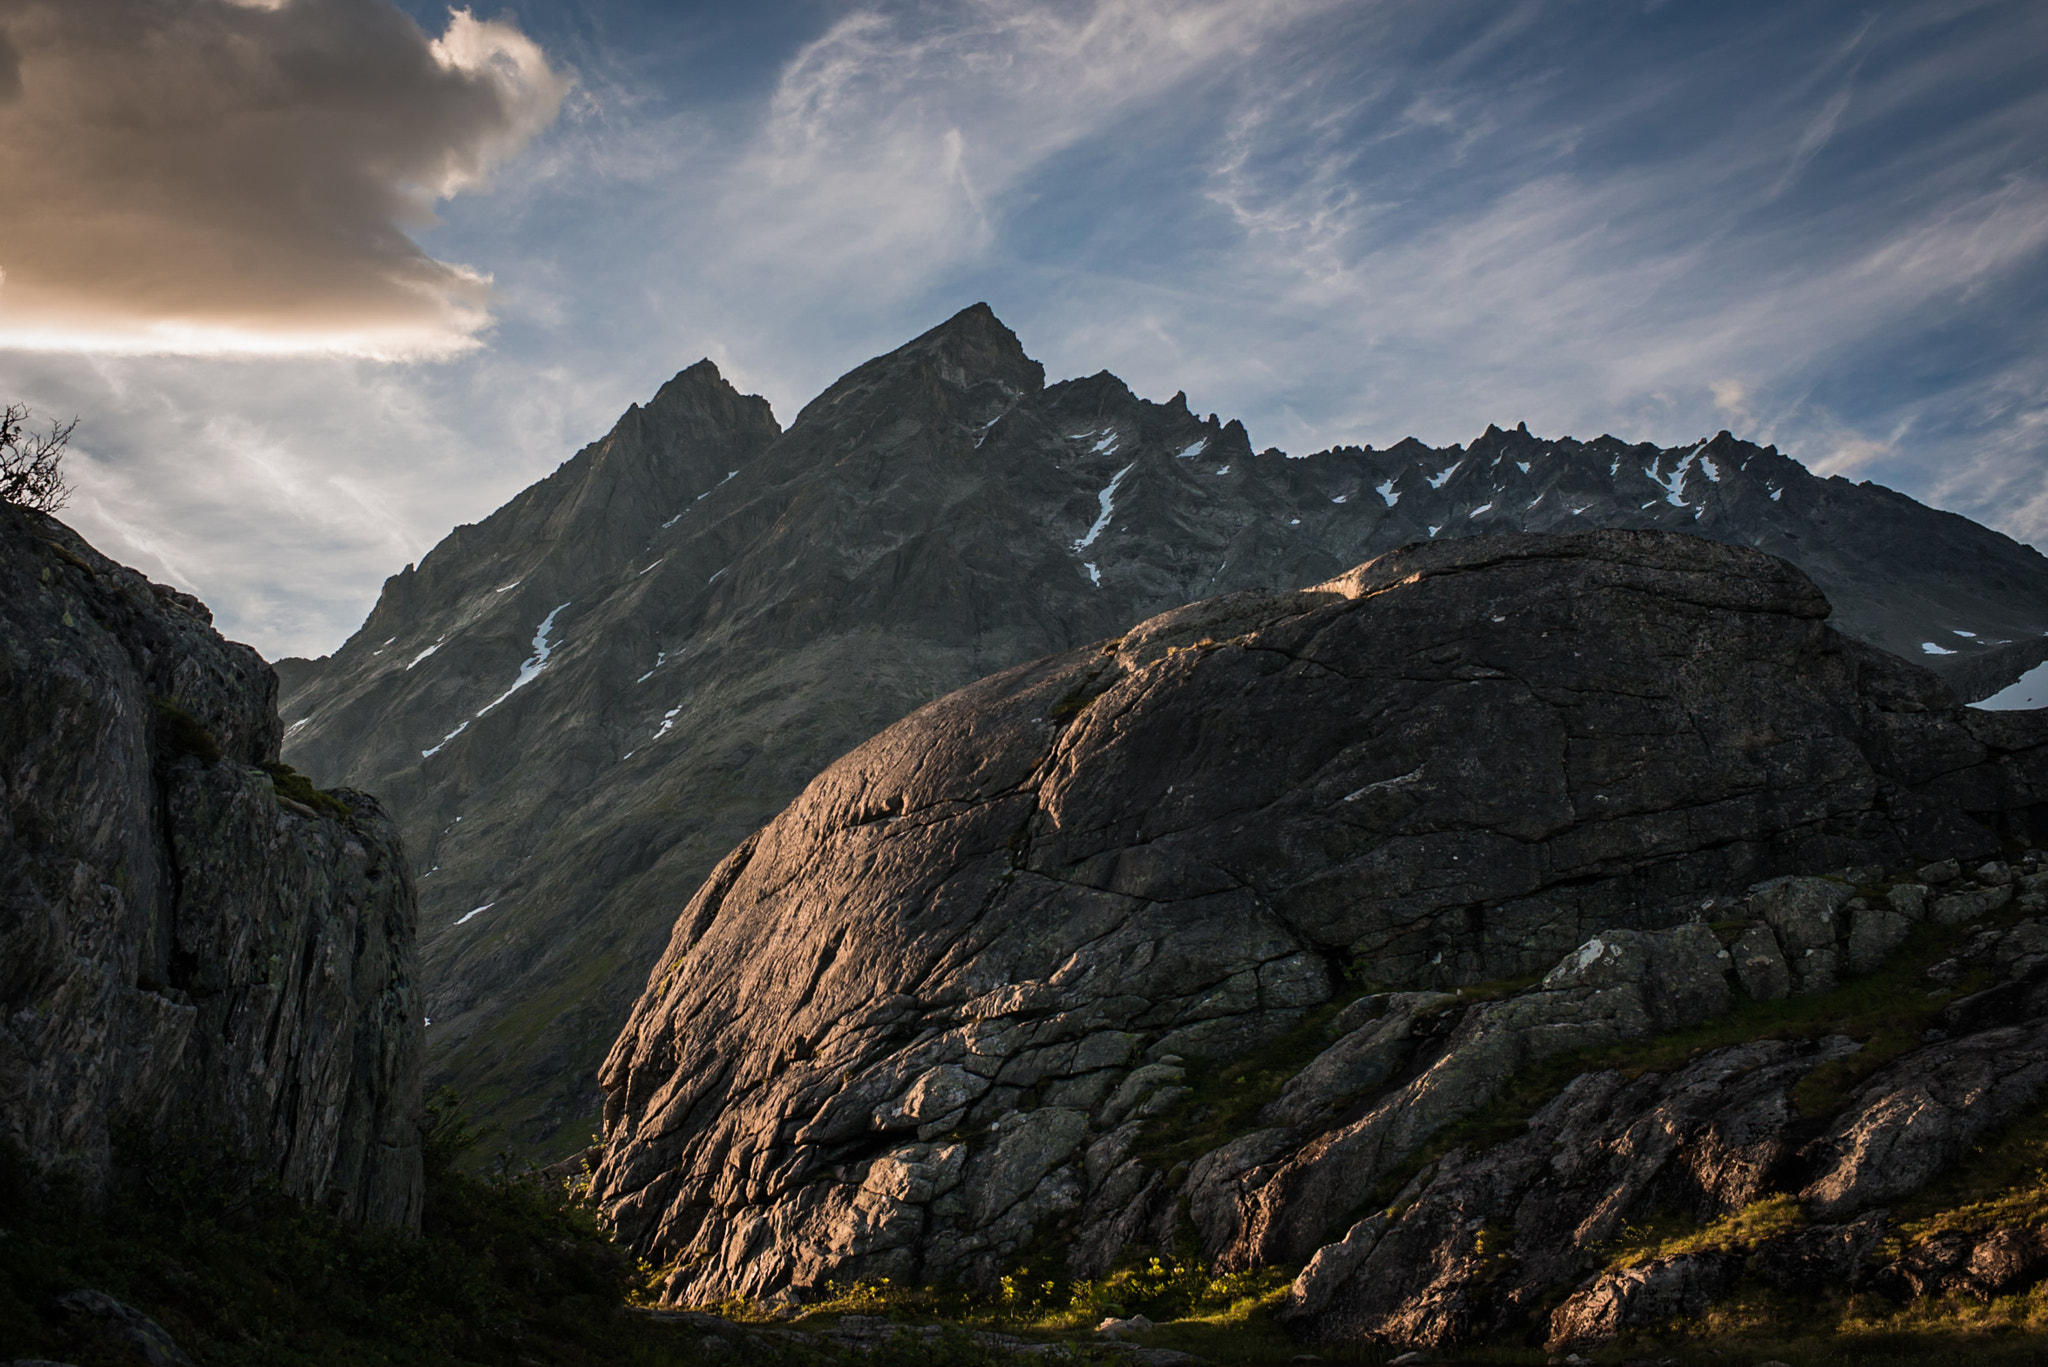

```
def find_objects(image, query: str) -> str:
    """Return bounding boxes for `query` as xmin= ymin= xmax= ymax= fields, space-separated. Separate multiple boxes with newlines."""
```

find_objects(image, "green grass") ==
xmin=1132 ymin=971 xmax=1544 ymax=1177
xmin=262 ymin=760 xmax=355 ymax=820
xmin=435 ymin=950 xmax=623 ymax=1171
xmin=708 ymin=1255 xmax=1333 ymax=1365
xmin=1426 ymin=874 xmax=2048 ymax=1365
xmin=150 ymin=699 xmax=352 ymax=819
xmin=13 ymin=872 xmax=2046 ymax=1366
xmin=1889 ymin=1094 xmax=2048 ymax=1242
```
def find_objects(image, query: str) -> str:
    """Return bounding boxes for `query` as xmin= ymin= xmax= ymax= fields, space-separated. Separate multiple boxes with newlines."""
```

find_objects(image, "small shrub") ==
xmin=153 ymin=696 xmax=222 ymax=763
xmin=262 ymin=760 xmax=353 ymax=820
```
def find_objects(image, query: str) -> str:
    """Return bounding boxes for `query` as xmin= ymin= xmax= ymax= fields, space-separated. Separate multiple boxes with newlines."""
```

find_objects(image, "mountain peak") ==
xmin=795 ymin=304 xmax=1044 ymax=427
xmin=643 ymin=357 xmax=765 ymax=419
xmin=903 ymin=301 xmax=1044 ymax=394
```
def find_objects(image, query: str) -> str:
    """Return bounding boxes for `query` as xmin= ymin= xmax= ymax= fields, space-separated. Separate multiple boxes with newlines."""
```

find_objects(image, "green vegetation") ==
xmin=1430 ymin=872 xmax=2048 ymax=1366
xmin=153 ymin=695 xmax=223 ymax=764
xmin=1132 ymin=969 xmax=1540 ymax=1176
xmin=262 ymin=760 xmax=355 ymax=820
xmin=1603 ymin=1193 xmax=1811 ymax=1270
xmin=150 ymin=696 xmax=353 ymax=817
xmin=1891 ymin=1095 xmax=2048 ymax=1240
xmin=710 ymin=1255 xmax=1308 ymax=1365
xmin=13 ymin=874 xmax=2048 ymax=1365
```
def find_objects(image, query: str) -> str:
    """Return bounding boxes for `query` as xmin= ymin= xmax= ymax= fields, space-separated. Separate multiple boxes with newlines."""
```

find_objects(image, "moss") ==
xmin=1598 ymin=1193 xmax=1810 ymax=1272
xmin=153 ymin=695 xmax=222 ymax=763
xmin=1131 ymin=993 xmax=1362 ymax=1172
xmin=262 ymin=760 xmax=354 ymax=820
xmin=1887 ymin=1094 xmax=2048 ymax=1240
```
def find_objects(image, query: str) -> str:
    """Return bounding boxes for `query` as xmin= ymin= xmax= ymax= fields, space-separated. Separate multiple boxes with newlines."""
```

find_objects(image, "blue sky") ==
xmin=4 ymin=0 xmax=2045 ymax=657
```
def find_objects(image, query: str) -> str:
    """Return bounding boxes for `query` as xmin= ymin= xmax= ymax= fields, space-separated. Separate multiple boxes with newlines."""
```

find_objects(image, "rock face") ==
xmin=590 ymin=528 xmax=2048 ymax=1303
xmin=0 ymin=505 xmax=421 ymax=1226
xmin=1294 ymin=904 xmax=2048 ymax=1350
xmin=276 ymin=306 xmax=2048 ymax=1157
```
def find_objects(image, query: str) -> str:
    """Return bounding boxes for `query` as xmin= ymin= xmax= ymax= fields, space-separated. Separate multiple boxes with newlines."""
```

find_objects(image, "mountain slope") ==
xmin=279 ymin=305 xmax=2048 ymax=1155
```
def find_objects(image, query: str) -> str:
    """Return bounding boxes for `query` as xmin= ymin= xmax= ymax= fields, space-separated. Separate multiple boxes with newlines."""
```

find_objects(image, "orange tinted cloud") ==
xmin=0 ymin=0 xmax=568 ymax=358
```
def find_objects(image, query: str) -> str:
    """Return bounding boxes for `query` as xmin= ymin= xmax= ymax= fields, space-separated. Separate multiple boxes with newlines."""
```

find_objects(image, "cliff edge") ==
xmin=0 ymin=504 xmax=422 ymax=1226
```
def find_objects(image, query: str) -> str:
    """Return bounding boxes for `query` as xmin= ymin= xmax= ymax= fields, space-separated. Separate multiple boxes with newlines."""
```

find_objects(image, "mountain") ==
xmin=0 ymin=501 xmax=421 ymax=1225
xmin=277 ymin=304 xmax=2048 ymax=1156
xmin=588 ymin=528 xmax=2048 ymax=1339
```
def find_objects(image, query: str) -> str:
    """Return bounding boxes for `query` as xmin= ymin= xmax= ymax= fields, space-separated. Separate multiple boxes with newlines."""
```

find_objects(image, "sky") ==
xmin=2 ymin=0 xmax=2045 ymax=659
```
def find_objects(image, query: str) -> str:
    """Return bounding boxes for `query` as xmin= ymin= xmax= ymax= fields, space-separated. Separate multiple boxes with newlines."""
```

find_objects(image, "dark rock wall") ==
xmin=591 ymin=530 xmax=2048 ymax=1301
xmin=0 ymin=505 xmax=421 ymax=1226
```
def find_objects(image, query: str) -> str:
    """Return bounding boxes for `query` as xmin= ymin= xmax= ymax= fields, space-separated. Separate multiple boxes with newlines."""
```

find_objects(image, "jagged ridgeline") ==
xmin=593 ymin=530 xmax=2048 ymax=1354
xmin=0 ymin=503 xmax=421 ymax=1225
xmin=277 ymin=305 xmax=2048 ymax=1157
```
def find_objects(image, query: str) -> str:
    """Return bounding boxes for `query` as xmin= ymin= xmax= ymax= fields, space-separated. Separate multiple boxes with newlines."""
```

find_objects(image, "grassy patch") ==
xmin=1599 ymin=1193 xmax=1809 ymax=1271
xmin=1134 ymin=973 xmax=1543 ymax=1175
xmin=1582 ymin=1283 xmax=2048 ymax=1366
xmin=262 ymin=760 xmax=354 ymax=820
xmin=1132 ymin=994 xmax=1367 ymax=1171
xmin=717 ymin=1255 xmax=1318 ymax=1365
xmin=1887 ymin=1094 xmax=2048 ymax=1242
xmin=153 ymin=695 xmax=222 ymax=763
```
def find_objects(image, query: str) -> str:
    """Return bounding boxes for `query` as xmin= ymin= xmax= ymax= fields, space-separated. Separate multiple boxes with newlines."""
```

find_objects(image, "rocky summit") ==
xmin=589 ymin=528 xmax=2048 ymax=1317
xmin=0 ymin=502 xmax=422 ymax=1226
xmin=276 ymin=305 xmax=2048 ymax=1157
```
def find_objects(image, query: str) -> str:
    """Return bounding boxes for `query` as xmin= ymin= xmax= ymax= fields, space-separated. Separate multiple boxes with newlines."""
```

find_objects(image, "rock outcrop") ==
xmin=0 ymin=504 xmax=421 ymax=1226
xmin=277 ymin=306 xmax=2048 ymax=1159
xmin=591 ymin=528 xmax=2048 ymax=1304
xmin=1293 ymin=895 xmax=2048 ymax=1351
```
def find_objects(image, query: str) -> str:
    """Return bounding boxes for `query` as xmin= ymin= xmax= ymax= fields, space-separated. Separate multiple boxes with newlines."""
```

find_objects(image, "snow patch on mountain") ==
xmin=1074 ymin=462 xmax=1136 ymax=552
xmin=477 ymin=602 xmax=572 ymax=718
xmin=1974 ymin=661 xmax=2048 ymax=711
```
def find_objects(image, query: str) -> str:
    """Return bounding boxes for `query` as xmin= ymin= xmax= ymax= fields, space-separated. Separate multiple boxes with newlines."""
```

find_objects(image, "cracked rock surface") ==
xmin=592 ymin=528 xmax=2048 ymax=1304
xmin=1291 ymin=908 xmax=2048 ymax=1351
xmin=0 ymin=505 xmax=422 ymax=1226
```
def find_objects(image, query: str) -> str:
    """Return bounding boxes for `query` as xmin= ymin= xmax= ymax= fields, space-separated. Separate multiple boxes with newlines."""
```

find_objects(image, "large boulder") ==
xmin=0 ymin=505 xmax=421 ymax=1225
xmin=591 ymin=529 xmax=2048 ymax=1301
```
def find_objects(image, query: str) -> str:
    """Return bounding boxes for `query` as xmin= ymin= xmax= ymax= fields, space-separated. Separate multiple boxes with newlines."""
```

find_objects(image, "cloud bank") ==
xmin=0 ymin=0 xmax=568 ymax=357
